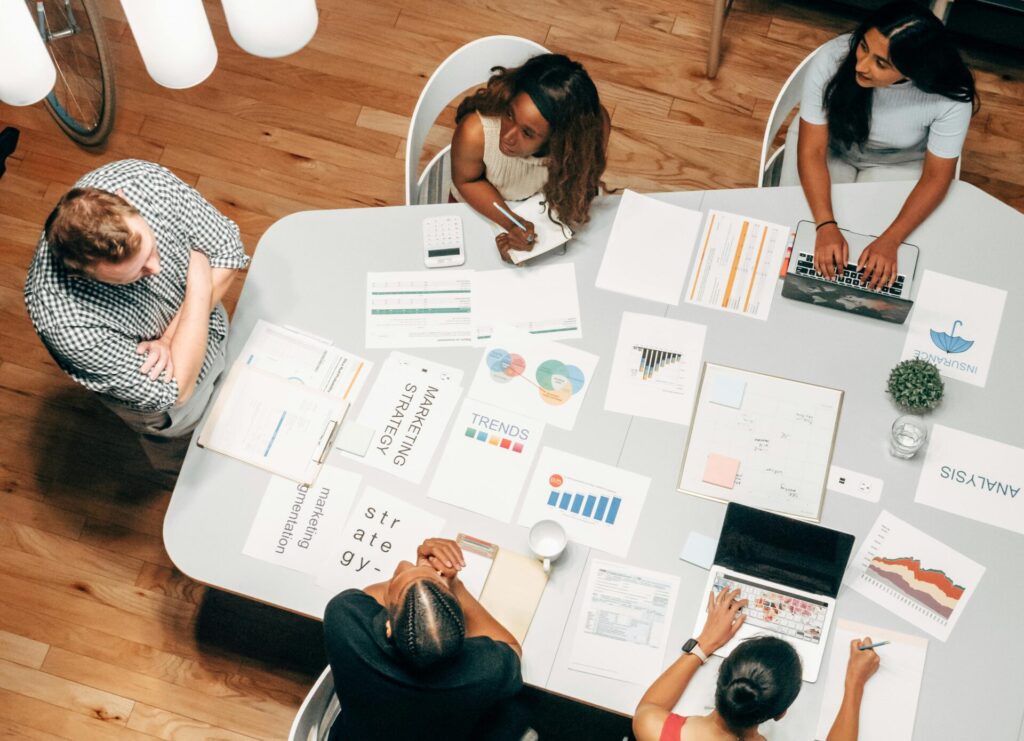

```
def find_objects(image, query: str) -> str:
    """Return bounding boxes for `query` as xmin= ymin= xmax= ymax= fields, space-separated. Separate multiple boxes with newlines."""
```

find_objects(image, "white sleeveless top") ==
xmin=452 ymin=113 xmax=549 ymax=202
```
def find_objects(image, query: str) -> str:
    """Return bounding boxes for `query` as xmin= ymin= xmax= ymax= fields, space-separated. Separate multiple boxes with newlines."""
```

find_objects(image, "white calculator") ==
xmin=422 ymin=215 xmax=466 ymax=268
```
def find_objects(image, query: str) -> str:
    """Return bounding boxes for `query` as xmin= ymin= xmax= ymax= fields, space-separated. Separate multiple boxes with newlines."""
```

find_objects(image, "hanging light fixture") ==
xmin=221 ymin=0 xmax=318 ymax=58
xmin=120 ymin=0 xmax=217 ymax=89
xmin=0 ymin=0 xmax=57 ymax=106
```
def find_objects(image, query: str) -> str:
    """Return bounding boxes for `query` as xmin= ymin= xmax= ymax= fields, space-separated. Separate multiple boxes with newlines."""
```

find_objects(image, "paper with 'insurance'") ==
xmin=595 ymin=189 xmax=704 ymax=305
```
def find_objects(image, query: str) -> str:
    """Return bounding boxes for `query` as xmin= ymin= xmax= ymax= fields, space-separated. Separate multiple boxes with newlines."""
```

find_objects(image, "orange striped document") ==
xmin=685 ymin=210 xmax=790 ymax=320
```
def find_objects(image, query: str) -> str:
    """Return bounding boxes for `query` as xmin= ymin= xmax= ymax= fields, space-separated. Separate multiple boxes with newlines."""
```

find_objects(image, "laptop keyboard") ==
xmin=713 ymin=573 xmax=828 ymax=644
xmin=795 ymin=252 xmax=905 ymax=296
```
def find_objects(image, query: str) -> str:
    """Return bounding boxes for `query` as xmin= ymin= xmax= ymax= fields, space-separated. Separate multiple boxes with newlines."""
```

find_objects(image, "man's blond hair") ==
xmin=45 ymin=187 xmax=141 ymax=270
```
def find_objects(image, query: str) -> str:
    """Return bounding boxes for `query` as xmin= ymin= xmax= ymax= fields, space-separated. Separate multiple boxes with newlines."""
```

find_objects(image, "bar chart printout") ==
xmin=519 ymin=448 xmax=651 ymax=558
xmin=845 ymin=510 xmax=985 ymax=641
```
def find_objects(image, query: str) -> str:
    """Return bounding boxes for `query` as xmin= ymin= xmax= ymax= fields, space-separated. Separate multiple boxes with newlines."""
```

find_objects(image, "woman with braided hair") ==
xmin=323 ymin=538 xmax=524 ymax=740
xmin=450 ymin=53 xmax=611 ymax=263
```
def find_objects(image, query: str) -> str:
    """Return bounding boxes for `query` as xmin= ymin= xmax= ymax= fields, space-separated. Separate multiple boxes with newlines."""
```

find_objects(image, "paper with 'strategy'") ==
xmin=315 ymin=486 xmax=445 ymax=595
xmin=899 ymin=271 xmax=1006 ymax=388
xmin=243 ymin=465 xmax=362 ymax=573
xmin=341 ymin=352 xmax=463 ymax=483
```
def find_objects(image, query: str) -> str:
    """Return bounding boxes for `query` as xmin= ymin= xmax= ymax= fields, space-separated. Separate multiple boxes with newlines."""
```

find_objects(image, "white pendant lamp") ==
xmin=221 ymin=0 xmax=318 ymax=58
xmin=0 ymin=0 xmax=57 ymax=106
xmin=120 ymin=0 xmax=217 ymax=89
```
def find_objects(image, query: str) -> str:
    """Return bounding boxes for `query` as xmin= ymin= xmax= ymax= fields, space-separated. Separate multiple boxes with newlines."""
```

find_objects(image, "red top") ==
xmin=660 ymin=713 xmax=688 ymax=741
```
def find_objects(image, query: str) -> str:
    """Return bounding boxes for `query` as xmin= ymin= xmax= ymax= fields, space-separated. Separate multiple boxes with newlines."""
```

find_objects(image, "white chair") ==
xmin=288 ymin=666 xmax=341 ymax=741
xmin=405 ymin=35 xmax=549 ymax=206
xmin=757 ymin=45 xmax=824 ymax=188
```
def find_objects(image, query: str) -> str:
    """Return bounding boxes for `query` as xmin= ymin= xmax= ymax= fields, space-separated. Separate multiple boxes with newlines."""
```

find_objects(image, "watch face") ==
xmin=682 ymin=638 xmax=698 ymax=653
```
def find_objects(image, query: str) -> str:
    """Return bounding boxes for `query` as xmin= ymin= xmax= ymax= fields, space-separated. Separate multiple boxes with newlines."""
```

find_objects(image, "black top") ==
xmin=324 ymin=589 xmax=523 ymax=741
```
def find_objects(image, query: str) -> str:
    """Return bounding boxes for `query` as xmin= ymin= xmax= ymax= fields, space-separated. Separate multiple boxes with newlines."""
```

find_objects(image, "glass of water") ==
xmin=890 ymin=415 xmax=928 ymax=458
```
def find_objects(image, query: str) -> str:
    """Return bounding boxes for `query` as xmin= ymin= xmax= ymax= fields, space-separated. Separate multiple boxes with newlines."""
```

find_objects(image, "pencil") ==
xmin=492 ymin=201 xmax=527 ymax=231
xmin=858 ymin=640 xmax=889 ymax=650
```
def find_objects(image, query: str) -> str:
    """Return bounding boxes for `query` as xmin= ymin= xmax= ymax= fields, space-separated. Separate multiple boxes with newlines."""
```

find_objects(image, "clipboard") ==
xmin=198 ymin=364 xmax=348 ymax=485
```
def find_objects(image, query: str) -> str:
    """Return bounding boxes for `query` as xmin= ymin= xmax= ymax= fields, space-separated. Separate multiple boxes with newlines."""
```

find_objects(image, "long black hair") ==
xmin=715 ymin=637 xmax=803 ymax=733
xmin=824 ymin=1 xmax=978 ymax=150
xmin=388 ymin=578 xmax=466 ymax=670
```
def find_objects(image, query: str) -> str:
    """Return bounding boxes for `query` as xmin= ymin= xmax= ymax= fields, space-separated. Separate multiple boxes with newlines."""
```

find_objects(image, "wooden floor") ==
xmin=0 ymin=0 xmax=1020 ymax=738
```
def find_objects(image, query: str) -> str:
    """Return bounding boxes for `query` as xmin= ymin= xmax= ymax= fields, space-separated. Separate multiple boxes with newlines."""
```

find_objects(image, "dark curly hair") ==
xmin=388 ymin=578 xmax=466 ymax=671
xmin=715 ymin=637 xmax=802 ymax=733
xmin=456 ymin=53 xmax=606 ymax=229
xmin=824 ymin=1 xmax=978 ymax=150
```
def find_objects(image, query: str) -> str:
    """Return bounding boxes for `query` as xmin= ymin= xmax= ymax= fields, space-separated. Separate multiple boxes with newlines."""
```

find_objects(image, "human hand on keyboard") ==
xmin=697 ymin=587 xmax=748 ymax=654
xmin=813 ymin=222 xmax=849 ymax=280
xmin=857 ymin=237 xmax=899 ymax=290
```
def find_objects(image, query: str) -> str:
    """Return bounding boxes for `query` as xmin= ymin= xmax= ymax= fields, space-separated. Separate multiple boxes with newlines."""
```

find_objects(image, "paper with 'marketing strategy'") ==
xmin=604 ymin=312 xmax=707 ymax=425
xmin=899 ymin=271 xmax=1006 ymax=388
xmin=243 ymin=465 xmax=362 ymax=573
xmin=915 ymin=424 xmax=1024 ymax=535
xmin=471 ymin=263 xmax=582 ymax=344
xmin=595 ymin=189 xmax=704 ymax=305
xmin=342 ymin=352 xmax=463 ymax=484
xmin=684 ymin=209 xmax=789 ymax=320
xmin=567 ymin=560 xmax=680 ymax=685
xmin=428 ymin=399 xmax=545 ymax=523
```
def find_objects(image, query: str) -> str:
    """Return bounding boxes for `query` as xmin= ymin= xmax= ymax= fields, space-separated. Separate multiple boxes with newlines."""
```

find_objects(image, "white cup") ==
xmin=528 ymin=519 xmax=567 ymax=574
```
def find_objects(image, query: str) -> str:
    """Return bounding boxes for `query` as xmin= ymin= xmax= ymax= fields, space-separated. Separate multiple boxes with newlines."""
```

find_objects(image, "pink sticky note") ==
xmin=703 ymin=453 xmax=740 ymax=489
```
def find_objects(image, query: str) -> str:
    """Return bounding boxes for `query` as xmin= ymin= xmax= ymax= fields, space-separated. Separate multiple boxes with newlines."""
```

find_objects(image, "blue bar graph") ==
xmin=545 ymin=488 xmax=622 ymax=526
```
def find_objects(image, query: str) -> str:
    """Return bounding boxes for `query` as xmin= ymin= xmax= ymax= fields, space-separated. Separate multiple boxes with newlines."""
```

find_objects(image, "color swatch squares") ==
xmin=709 ymin=374 xmax=746 ymax=409
xmin=703 ymin=453 xmax=740 ymax=489
xmin=464 ymin=427 xmax=523 ymax=453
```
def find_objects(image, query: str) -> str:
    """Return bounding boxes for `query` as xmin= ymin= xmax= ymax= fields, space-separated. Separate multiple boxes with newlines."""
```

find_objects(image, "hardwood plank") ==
xmin=126 ymin=704 xmax=258 ymax=741
xmin=0 ymin=657 xmax=133 ymax=724
xmin=0 ymin=687 xmax=152 ymax=741
xmin=0 ymin=491 xmax=86 ymax=541
xmin=0 ymin=628 xmax=49 ymax=669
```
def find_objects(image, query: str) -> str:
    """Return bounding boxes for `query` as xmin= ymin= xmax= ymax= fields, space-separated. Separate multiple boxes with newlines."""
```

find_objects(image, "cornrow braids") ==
xmin=390 ymin=578 xmax=466 ymax=671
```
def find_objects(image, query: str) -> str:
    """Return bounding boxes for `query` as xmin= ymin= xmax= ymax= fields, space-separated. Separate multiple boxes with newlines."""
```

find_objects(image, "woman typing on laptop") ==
xmin=632 ymin=588 xmax=880 ymax=740
xmin=781 ymin=1 xmax=978 ymax=290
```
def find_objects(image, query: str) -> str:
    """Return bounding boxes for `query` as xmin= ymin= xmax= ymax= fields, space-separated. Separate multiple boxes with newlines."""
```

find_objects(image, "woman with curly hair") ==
xmin=451 ymin=53 xmax=610 ymax=263
xmin=323 ymin=538 xmax=524 ymax=740
xmin=781 ymin=1 xmax=978 ymax=290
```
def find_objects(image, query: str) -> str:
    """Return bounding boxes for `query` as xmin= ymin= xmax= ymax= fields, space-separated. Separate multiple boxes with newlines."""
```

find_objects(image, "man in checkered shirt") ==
xmin=25 ymin=159 xmax=249 ymax=470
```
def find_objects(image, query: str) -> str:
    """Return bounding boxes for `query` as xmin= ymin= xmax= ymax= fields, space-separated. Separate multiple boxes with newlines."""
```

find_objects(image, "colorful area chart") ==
xmin=486 ymin=348 xmax=586 ymax=406
xmin=866 ymin=556 xmax=964 ymax=620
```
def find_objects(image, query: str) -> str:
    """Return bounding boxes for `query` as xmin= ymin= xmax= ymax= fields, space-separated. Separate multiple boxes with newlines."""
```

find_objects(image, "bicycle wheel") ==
xmin=31 ymin=0 xmax=116 ymax=147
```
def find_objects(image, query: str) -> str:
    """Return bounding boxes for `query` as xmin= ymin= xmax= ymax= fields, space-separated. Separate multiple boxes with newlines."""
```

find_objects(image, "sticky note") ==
xmin=679 ymin=531 xmax=718 ymax=570
xmin=709 ymin=374 xmax=746 ymax=409
xmin=335 ymin=421 xmax=375 ymax=457
xmin=703 ymin=453 xmax=740 ymax=489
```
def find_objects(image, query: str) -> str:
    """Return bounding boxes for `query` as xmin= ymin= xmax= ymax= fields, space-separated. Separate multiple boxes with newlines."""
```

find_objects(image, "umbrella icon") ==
xmin=930 ymin=320 xmax=974 ymax=354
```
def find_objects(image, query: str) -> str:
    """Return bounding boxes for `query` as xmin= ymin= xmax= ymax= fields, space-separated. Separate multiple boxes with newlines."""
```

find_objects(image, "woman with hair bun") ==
xmin=633 ymin=588 xmax=880 ymax=740
xmin=450 ymin=53 xmax=610 ymax=263
xmin=323 ymin=538 xmax=523 ymax=740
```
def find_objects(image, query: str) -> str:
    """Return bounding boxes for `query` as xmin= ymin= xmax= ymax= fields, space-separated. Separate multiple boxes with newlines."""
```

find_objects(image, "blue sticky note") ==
xmin=709 ymin=374 xmax=746 ymax=409
xmin=679 ymin=531 xmax=718 ymax=570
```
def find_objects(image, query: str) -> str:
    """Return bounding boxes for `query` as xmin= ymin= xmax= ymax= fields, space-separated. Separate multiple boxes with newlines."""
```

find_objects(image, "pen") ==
xmin=492 ymin=201 xmax=535 ymax=243
xmin=858 ymin=640 xmax=889 ymax=651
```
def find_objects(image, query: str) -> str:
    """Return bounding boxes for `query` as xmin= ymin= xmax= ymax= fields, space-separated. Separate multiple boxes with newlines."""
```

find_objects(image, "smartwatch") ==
xmin=681 ymin=638 xmax=708 ymax=664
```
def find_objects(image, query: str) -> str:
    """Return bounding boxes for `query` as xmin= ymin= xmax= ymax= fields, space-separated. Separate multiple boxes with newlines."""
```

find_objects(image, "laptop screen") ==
xmin=714 ymin=503 xmax=855 ymax=598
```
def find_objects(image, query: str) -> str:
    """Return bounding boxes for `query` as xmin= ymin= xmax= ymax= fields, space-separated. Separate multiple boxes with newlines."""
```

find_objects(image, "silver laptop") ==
xmin=782 ymin=221 xmax=920 ymax=324
xmin=691 ymin=503 xmax=854 ymax=683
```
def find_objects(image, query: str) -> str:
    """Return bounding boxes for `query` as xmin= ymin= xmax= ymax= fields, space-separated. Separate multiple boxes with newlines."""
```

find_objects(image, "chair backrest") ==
xmin=405 ymin=35 xmax=549 ymax=205
xmin=288 ymin=666 xmax=340 ymax=741
xmin=758 ymin=44 xmax=825 ymax=187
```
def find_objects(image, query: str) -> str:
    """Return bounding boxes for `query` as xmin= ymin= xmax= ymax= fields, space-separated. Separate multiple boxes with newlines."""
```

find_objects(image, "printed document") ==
xmin=685 ymin=209 xmax=789 ymax=320
xmin=568 ymin=560 xmax=680 ymax=685
xmin=198 ymin=364 xmax=349 ymax=485
xmin=240 ymin=320 xmax=371 ymax=401
xmin=366 ymin=271 xmax=473 ymax=348
xmin=471 ymin=263 xmax=582 ymax=343
xmin=493 ymin=193 xmax=573 ymax=265
xmin=595 ymin=190 xmax=704 ymax=305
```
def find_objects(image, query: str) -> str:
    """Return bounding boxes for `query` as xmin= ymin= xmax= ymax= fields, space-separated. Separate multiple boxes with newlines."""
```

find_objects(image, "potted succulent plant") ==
xmin=887 ymin=359 xmax=944 ymax=413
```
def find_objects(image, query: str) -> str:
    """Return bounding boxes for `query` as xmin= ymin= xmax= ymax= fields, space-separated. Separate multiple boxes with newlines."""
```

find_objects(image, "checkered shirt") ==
xmin=24 ymin=160 xmax=250 ymax=412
